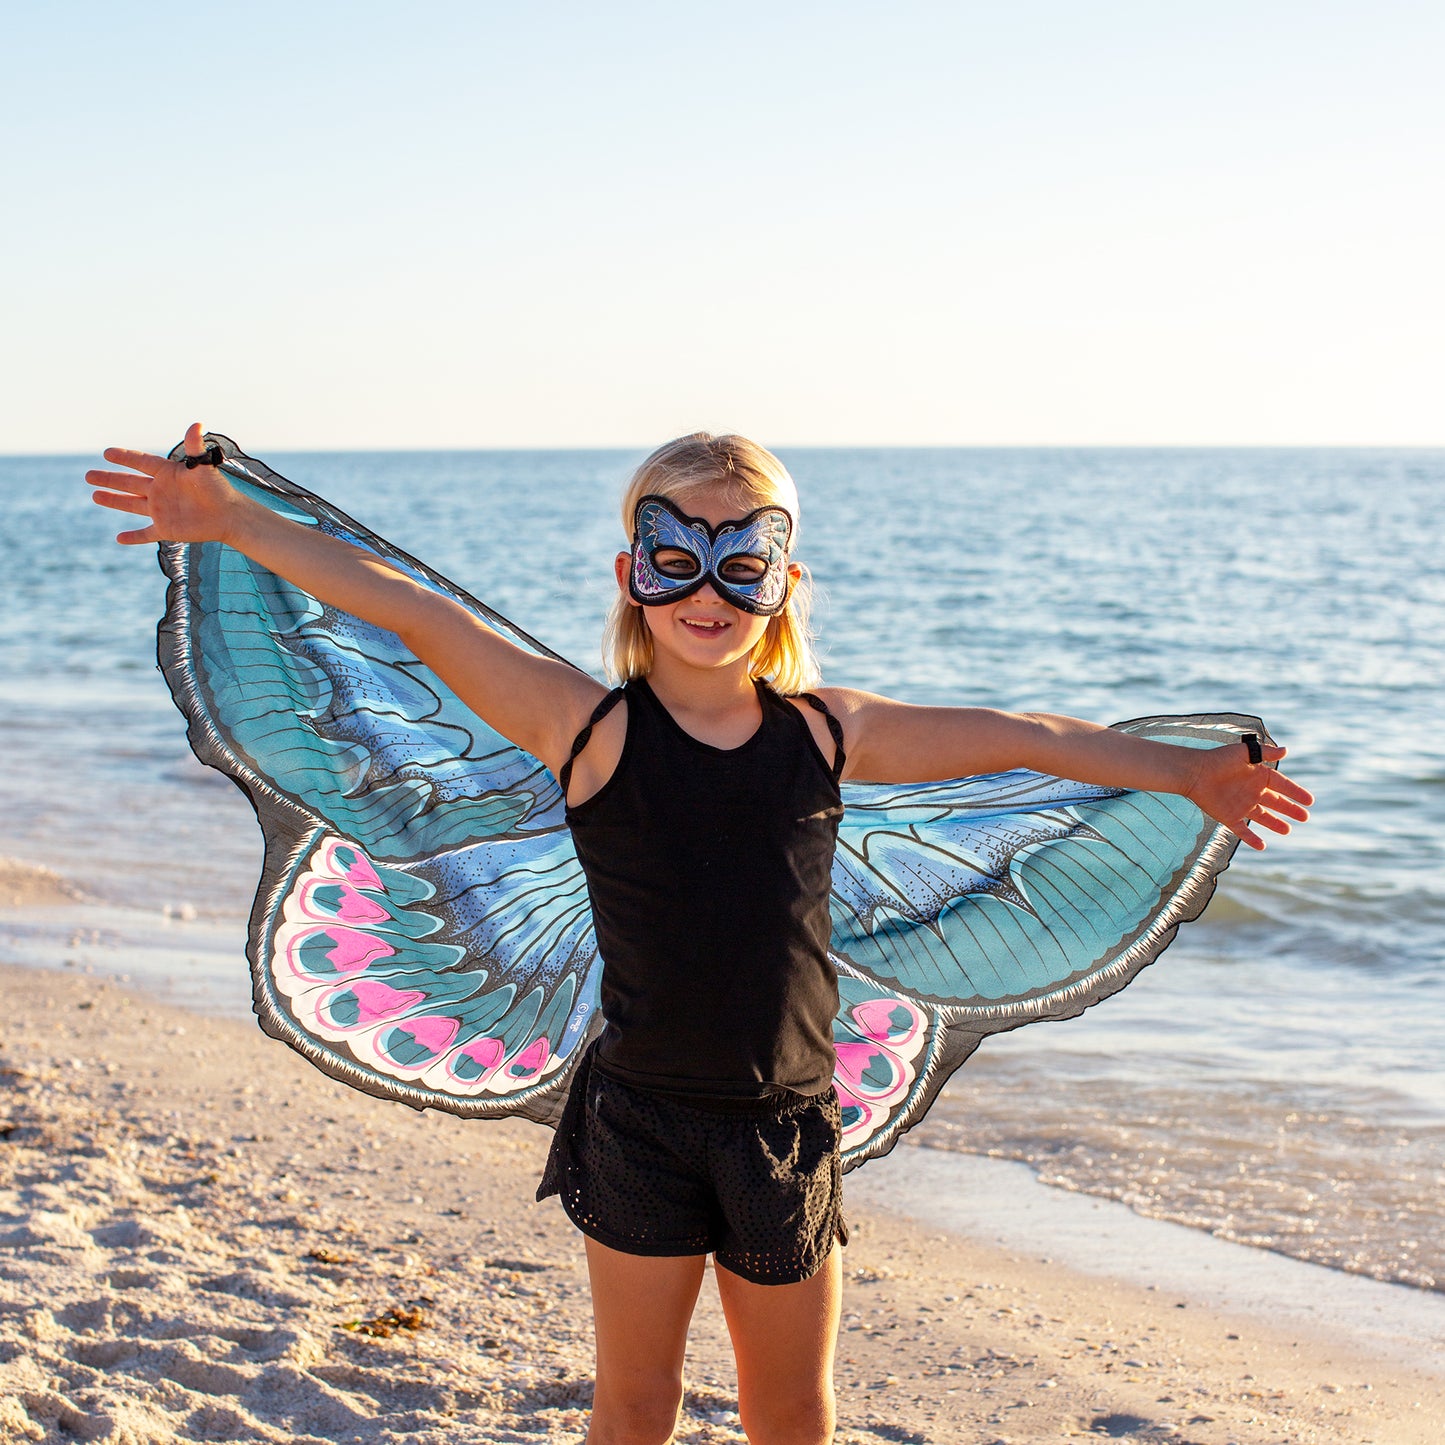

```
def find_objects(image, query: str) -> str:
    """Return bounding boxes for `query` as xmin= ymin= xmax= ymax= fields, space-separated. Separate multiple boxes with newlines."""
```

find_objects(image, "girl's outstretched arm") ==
xmin=87 ymin=424 xmax=606 ymax=775
xmin=819 ymin=688 xmax=1313 ymax=851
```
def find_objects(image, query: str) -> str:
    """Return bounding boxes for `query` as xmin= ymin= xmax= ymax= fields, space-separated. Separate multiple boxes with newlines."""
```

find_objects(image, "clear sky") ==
xmin=4 ymin=1 xmax=1441 ymax=451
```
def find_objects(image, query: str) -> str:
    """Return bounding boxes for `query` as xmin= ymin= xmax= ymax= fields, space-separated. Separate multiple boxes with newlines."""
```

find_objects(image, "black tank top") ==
xmin=564 ymin=677 xmax=844 ymax=1100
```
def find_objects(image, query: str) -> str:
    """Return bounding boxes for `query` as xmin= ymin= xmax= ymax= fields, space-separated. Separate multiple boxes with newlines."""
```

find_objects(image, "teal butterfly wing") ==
xmin=832 ymin=718 xmax=1267 ymax=1169
xmin=157 ymin=435 xmax=599 ymax=1125
xmin=156 ymin=436 xmax=1263 ymax=1158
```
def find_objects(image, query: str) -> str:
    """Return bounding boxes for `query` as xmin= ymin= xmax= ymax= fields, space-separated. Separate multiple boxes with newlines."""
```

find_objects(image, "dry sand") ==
xmin=2 ymin=960 xmax=1441 ymax=1444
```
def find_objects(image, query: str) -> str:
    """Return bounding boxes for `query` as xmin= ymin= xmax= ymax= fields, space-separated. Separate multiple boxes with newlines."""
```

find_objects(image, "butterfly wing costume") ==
xmin=157 ymin=437 xmax=1267 ymax=1170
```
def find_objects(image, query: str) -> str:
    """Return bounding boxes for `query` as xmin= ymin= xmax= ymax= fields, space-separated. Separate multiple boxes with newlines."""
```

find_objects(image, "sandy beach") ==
xmin=0 ymin=960 xmax=1439 ymax=1444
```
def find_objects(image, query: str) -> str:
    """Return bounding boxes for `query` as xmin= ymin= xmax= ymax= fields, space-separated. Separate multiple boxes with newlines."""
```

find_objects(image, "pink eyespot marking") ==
xmin=317 ymin=928 xmax=394 ymax=974
xmin=849 ymin=998 xmax=923 ymax=1045
xmin=395 ymin=1014 xmax=460 ymax=1055
xmin=296 ymin=880 xmax=390 ymax=925
xmin=331 ymin=980 xmax=425 ymax=1026
xmin=834 ymin=1082 xmax=875 ymax=1143
xmin=333 ymin=885 xmax=388 ymax=925
xmin=507 ymin=1036 xmax=551 ymax=1080
xmin=452 ymin=1037 xmax=506 ymax=1078
xmin=833 ymin=1041 xmax=894 ymax=1090
xmin=325 ymin=843 xmax=384 ymax=892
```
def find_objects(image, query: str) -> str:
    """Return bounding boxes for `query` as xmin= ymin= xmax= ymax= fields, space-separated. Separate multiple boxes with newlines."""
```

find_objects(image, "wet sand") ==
xmin=912 ymin=1054 xmax=1445 ymax=1294
xmin=2 ymin=961 xmax=1442 ymax=1444
xmin=0 ymin=860 xmax=86 ymax=910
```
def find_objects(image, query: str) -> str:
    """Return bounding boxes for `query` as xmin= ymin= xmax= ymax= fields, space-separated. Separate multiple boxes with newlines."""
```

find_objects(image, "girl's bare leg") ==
xmin=715 ymin=1243 xmax=842 ymax=1445
xmin=584 ymin=1237 xmax=707 ymax=1445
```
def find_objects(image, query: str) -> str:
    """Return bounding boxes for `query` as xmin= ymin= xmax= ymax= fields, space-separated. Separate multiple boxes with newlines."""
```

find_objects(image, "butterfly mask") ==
xmin=628 ymin=495 xmax=794 ymax=616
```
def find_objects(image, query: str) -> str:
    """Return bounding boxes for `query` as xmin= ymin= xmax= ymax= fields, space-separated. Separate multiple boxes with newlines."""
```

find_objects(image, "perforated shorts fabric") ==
xmin=537 ymin=1046 xmax=845 ymax=1285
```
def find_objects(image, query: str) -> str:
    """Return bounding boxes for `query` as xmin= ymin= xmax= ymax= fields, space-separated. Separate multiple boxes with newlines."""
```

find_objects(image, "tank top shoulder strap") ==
xmin=795 ymin=691 xmax=846 ymax=783
xmin=558 ymin=686 xmax=626 ymax=795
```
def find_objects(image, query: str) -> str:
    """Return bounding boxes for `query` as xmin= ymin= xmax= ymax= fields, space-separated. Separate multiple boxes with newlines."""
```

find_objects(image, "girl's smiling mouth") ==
xmin=680 ymin=616 xmax=731 ymax=636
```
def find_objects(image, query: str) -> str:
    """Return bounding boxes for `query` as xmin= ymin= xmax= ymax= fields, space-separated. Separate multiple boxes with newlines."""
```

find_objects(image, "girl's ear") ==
xmin=614 ymin=551 xmax=640 ymax=604
xmin=785 ymin=561 xmax=803 ymax=597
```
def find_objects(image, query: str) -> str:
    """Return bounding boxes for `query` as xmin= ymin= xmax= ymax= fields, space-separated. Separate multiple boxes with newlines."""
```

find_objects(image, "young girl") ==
xmin=89 ymin=426 xmax=1311 ymax=1445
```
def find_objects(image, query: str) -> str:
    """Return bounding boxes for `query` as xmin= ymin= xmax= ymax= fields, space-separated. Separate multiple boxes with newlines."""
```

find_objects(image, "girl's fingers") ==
xmin=1273 ymin=774 xmax=1315 ymax=807
xmin=85 ymin=468 xmax=151 ymax=493
xmin=1225 ymin=784 xmax=1308 ymax=846
xmin=102 ymin=446 xmax=167 ymax=475
xmin=116 ymin=524 xmax=159 ymax=545
xmin=1264 ymin=791 xmax=1311 ymax=822
xmin=93 ymin=490 xmax=153 ymax=516
xmin=1253 ymin=810 xmax=1291 ymax=836
xmin=183 ymin=421 xmax=205 ymax=457
xmin=1251 ymin=743 xmax=1314 ymax=809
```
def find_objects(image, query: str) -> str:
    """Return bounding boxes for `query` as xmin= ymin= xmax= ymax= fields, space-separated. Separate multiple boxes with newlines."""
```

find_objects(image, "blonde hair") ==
xmin=604 ymin=433 xmax=822 ymax=694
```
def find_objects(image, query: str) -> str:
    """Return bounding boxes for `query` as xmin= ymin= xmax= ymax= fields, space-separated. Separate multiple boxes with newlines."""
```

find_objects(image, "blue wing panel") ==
xmin=262 ymin=832 xmax=600 ymax=1117
xmin=831 ymin=718 xmax=1268 ymax=1168
xmin=182 ymin=500 xmax=561 ymax=858
xmin=155 ymin=435 xmax=596 ymax=1127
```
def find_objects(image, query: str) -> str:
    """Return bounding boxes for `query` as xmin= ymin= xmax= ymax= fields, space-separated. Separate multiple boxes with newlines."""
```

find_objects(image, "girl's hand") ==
xmin=87 ymin=422 xmax=240 ymax=545
xmin=86 ymin=425 xmax=609 ymax=777
xmin=1185 ymin=741 xmax=1313 ymax=850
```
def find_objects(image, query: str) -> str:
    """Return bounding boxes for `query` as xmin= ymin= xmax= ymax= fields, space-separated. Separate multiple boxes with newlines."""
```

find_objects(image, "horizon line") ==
xmin=7 ymin=440 xmax=1444 ymax=460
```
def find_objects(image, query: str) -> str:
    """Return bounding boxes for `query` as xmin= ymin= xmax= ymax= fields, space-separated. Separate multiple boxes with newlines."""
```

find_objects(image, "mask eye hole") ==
xmin=651 ymin=548 xmax=702 ymax=580
xmin=717 ymin=555 xmax=768 ymax=584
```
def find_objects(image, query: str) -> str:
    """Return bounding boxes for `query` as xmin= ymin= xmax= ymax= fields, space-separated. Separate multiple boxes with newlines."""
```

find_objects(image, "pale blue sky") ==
xmin=4 ymin=1 xmax=1440 ymax=449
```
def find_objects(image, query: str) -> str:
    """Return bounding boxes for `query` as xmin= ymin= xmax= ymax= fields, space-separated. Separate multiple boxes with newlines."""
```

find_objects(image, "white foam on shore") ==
xmin=849 ymin=1143 xmax=1445 ymax=1374
xmin=0 ymin=901 xmax=253 ymax=1016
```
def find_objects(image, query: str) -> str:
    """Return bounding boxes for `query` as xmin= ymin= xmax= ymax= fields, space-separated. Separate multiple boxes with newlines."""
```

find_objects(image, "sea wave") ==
xmin=920 ymin=1061 xmax=1445 ymax=1294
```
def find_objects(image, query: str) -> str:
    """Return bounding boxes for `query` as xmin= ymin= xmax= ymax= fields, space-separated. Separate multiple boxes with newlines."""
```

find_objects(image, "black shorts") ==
xmin=537 ymin=1046 xmax=846 ymax=1285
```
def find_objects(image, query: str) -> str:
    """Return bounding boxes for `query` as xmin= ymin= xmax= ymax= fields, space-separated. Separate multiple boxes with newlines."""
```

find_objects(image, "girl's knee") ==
xmin=738 ymin=1386 xmax=836 ymax=1445
xmin=588 ymin=1373 xmax=685 ymax=1445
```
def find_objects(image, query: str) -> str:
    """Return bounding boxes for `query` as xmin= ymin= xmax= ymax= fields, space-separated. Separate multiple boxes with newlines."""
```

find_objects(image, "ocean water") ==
xmin=2 ymin=446 xmax=1442 ymax=1290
